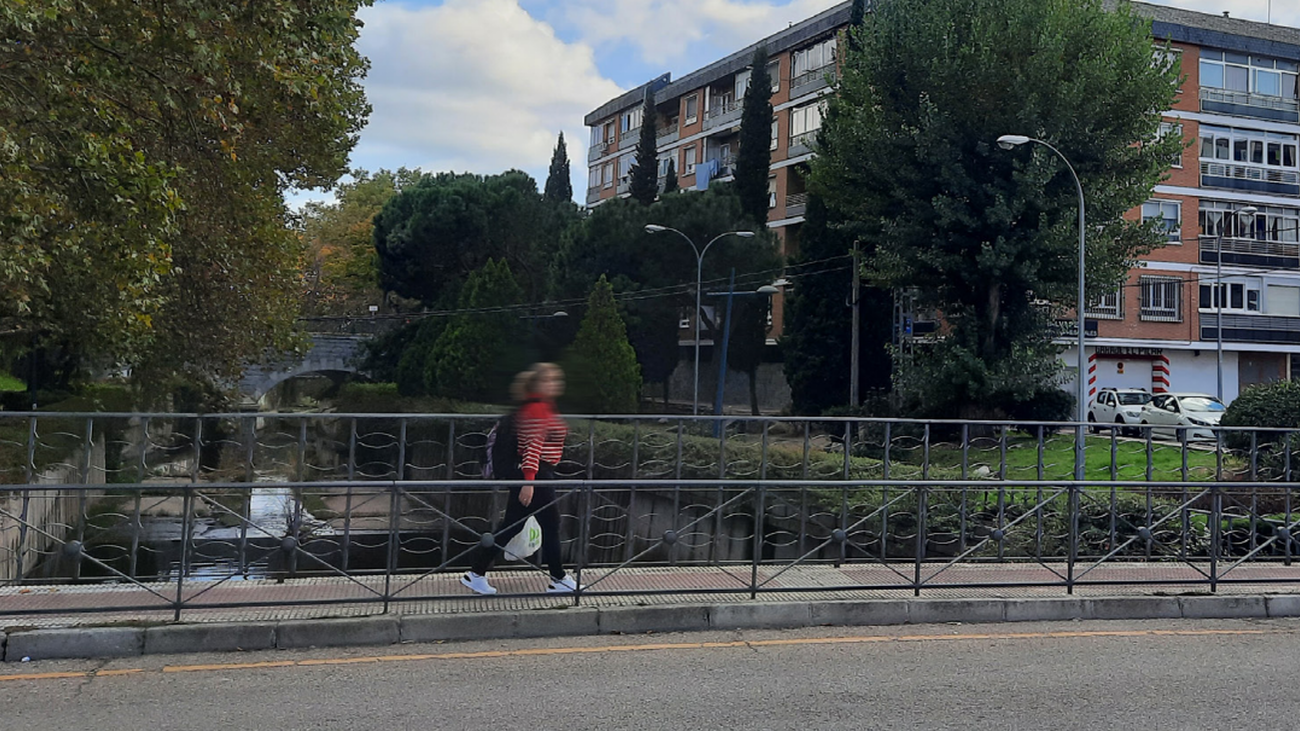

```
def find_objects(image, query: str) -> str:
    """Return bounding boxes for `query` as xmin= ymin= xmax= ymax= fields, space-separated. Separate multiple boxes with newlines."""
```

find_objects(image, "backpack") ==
xmin=482 ymin=400 xmax=537 ymax=480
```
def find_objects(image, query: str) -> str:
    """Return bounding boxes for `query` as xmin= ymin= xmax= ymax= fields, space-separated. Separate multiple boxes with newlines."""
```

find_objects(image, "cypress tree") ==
xmin=734 ymin=44 xmax=773 ymax=230
xmin=543 ymin=132 xmax=572 ymax=203
xmin=627 ymin=87 xmax=660 ymax=205
xmin=663 ymin=159 xmax=678 ymax=194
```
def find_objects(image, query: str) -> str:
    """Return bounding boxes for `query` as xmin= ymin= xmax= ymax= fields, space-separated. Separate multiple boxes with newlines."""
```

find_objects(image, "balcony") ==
xmin=790 ymin=65 xmax=835 ymax=98
xmin=1200 ymin=87 xmax=1300 ymax=123
xmin=588 ymin=140 xmax=614 ymax=162
xmin=586 ymin=186 xmax=602 ymax=205
xmin=785 ymin=191 xmax=809 ymax=218
xmin=789 ymin=130 xmax=818 ymax=156
xmin=1199 ymin=236 xmax=1300 ymax=270
xmin=702 ymin=99 xmax=742 ymax=132
xmin=618 ymin=128 xmax=640 ymax=151
xmin=656 ymin=126 xmax=679 ymax=147
xmin=1200 ymin=160 xmax=1300 ymax=197
xmin=1201 ymin=312 xmax=1300 ymax=344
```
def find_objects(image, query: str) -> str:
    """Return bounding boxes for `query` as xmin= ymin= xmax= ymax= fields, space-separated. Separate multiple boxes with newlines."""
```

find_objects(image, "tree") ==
xmin=373 ymin=170 xmax=562 ymax=307
xmin=429 ymin=259 xmax=528 ymax=402
xmin=301 ymin=169 xmax=421 ymax=318
xmin=628 ymin=88 xmax=660 ymax=205
xmin=734 ymin=44 xmax=773 ymax=230
xmin=1 ymin=0 xmax=371 ymax=380
xmin=663 ymin=159 xmax=679 ymax=195
xmin=544 ymin=133 xmax=573 ymax=204
xmin=552 ymin=187 xmax=782 ymax=406
xmin=562 ymin=276 xmax=641 ymax=414
xmin=848 ymin=0 xmax=867 ymax=53
xmin=811 ymin=0 xmax=1182 ymax=418
xmin=781 ymin=195 xmax=892 ymax=415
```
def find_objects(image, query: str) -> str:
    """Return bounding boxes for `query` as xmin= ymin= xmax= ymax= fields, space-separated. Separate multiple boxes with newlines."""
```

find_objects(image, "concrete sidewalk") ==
xmin=3 ymin=562 xmax=1300 ymax=661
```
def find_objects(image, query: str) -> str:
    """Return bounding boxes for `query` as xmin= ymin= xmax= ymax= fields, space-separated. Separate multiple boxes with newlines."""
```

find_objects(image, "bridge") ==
xmin=237 ymin=334 xmax=371 ymax=402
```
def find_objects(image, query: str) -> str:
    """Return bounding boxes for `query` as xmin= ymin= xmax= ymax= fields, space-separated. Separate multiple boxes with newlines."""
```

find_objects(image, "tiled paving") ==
xmin=3 ymin=561 xmax=1300 ymax=629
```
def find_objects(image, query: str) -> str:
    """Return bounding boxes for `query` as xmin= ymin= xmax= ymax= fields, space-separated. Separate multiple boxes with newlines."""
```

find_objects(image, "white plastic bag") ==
xmin=502 ymin=515 xmax=542 ymax=561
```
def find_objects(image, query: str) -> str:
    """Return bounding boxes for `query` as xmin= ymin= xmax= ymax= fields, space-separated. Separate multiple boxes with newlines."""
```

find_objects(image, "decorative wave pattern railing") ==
xmin=0 ymin=413 xmax=1297 ymax=616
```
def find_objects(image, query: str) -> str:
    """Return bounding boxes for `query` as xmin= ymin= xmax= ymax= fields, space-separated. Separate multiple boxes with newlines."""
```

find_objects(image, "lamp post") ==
xmin=997 ymin=134 xmax=1087 ymax=481
xmin=1216 ymin=206 xmax=1258 ymax=402
xmin=644 ymin=225 xmax=756 ymax=415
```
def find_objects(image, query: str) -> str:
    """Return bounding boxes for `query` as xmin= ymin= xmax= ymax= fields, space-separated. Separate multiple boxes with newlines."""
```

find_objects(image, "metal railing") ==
xmin=1200 ymin=87 xmax=1300 ymax=117
xmin=1 ymin=412 xmax=1297 ymax=617
xmin=1199 ymin=235 xmax=1300 ymax=265
xmin=1201 ymin=161 xmax=1300 ymax=190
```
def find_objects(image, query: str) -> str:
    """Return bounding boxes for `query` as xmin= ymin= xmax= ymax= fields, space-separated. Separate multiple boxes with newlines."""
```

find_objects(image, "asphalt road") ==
xmin=3 ymin=618 xmax=1298 ymax=730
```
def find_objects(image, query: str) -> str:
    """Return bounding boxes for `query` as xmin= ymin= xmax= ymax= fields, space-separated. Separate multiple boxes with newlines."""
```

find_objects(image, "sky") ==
xmin=287 ymin=0 xmax=1300 ymax=210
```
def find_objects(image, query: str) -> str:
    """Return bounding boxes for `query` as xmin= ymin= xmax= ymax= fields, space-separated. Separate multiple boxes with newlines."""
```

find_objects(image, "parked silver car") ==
xmin=1088 ymin=388 xmax=1152 ymax=436
xmin=1137 ymin=392 xmax=1225 ymax=441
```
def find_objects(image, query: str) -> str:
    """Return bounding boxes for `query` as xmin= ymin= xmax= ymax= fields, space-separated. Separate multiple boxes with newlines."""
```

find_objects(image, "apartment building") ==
xmin=582 ymin=2 xmax=1300 ymax=405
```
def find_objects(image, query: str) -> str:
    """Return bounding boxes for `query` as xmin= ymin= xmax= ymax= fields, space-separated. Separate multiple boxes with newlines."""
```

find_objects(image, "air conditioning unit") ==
xmin=679 ymin=318 xmax=691 ymax=329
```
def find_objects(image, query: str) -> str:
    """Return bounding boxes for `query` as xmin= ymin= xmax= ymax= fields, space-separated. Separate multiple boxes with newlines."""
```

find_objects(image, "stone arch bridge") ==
xmin=238 ymin=334 xmax=370 ymax=403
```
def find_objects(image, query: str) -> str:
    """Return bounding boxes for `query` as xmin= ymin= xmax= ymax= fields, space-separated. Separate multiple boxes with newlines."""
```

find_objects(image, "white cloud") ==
xmin=561 ymin=0 xmax=844 ymax=67
xmin=351 ymin=0 xmax=623 ymax=199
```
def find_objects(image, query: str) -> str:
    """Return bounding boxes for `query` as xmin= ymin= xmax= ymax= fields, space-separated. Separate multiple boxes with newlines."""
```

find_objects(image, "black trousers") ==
xmin=470 ymin=479 xmax=565 ymax=579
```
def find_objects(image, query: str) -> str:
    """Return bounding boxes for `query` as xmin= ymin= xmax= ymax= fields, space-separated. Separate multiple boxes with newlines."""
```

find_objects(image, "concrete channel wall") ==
xmin=0 ymin=437 xmax=106 ymax=582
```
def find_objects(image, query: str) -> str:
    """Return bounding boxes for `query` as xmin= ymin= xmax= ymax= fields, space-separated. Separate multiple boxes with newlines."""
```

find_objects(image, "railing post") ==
xmin=1210 ymin=483 xmax=1222 ymax=593
xmin=576 ymin=480 xmax=593 ymax=607
xmin=343 ymin=418 xmax=357 ymax=573
xmin=72 ymin=417 xmax=93 ymax=582
xmin=175 ymin=484 xmax=193 ymax=622
xmin=14 ymin=416 xmax=37 ymax=583
xmin=750 ymin=481 xmax=765 ymax=600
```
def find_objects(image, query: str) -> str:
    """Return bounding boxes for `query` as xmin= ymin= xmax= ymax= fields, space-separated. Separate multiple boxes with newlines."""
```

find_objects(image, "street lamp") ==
xmin=997 ymin=134 xmax=1087 ymax=481
xmin=1216 ymin=205 xmax=1258 ymax=402
xmin=644 ymin=224 xmax=756 ymax=415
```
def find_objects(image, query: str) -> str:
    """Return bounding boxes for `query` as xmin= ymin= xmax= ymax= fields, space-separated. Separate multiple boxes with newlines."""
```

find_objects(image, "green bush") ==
xmin=1222 ymin=380 xmax=1300 ymax=452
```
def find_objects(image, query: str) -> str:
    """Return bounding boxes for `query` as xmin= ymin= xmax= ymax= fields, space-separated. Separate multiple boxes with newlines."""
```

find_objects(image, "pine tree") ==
xmin=562 ymin=275 xmax=642 ymax=413
xmin=627 ymin=88 xmax=660 ymax=205
xmin=734 ymin=44 xmax=773 ymax=230
xmin=543 ymin=132 xmax=572 ymax=203
xmin=428 ymin=259 xmax=527 ymax=401
xmin=663 ymin=159 xmax=678 ymax=194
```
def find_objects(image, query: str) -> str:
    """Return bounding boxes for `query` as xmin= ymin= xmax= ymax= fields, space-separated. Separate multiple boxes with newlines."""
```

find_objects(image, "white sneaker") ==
xmin=461 ymin=571 xmax=497 ymax=595
xmin=547 ymin=575 xmax=582 ymax=594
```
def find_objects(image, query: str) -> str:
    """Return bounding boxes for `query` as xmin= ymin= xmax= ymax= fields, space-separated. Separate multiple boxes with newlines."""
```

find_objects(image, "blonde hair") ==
xmin=510 ymin=362 xmax=563 ymax=402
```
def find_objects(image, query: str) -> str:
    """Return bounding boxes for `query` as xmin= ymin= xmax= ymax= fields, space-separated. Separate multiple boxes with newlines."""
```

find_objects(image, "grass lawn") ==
xmin=919 ymin=432 xmax=1228 ymax=482
xmin=0 ymin=371 xmax=24 ymax=392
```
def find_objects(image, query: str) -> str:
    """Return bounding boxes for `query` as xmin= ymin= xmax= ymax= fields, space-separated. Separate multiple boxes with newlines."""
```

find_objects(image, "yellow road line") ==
xmin=0 ymin=627 xmax=1284 ymax=684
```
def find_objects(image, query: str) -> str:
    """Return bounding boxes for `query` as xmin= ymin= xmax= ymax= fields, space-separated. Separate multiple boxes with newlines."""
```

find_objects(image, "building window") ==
xmin=790 ymin=102 xmax=824 ymax=149
xmin=658 ymin=155 xmax=672 ymax=178
xmin=768 ymin=176 xmax=777 ymax=209
xmin=1139 ymin=276 xmax=1182 ymax=322
xmin=1199 ymin=124 xmax=1299 ymax=173
xmin=684 ymin=94 xmax=699 ymax=125
xmin=591 ymin=126 xmax=604 ymax=147
xmin=1200 ymin=280 xmax=1262 ymax=312
xmin=588 ymin=168 xmax=601 ymax=190
xmin=619 ymin=154 xmax=634 ymax=184
xmin=602 ymin=162 xmax=613 ymax=189
xmin=793 ymin=36 xmax=837 ymax=86
xmin=621 ymin=107 xmax=643 ymax=134
xmin=1200 ymin=50 xmax=1299 ymax=101
xmin=1141 ymin=199 xmax=1181 ymax=243
xmin=735 ymin=68 xmax=751 ymax=100
xmin=770 ymin=117 xmax=778 ymax=151
xmin=1153 ymin=47 xmax=1182 ymax=77
xmin=1159 ymin=122 xmax=1183 ymax=168
xmin=1200 ymin=202 xmax=1299 ymax=244
xmin=684 ymin=145 xmax=696 ymax=175
xmin=1087 ymin=287 xmax=1123 ymax=320
xmin=603 ymin=122 xmax=615 ymax=146
xmin=768 ymin=59 xmax=780 ymax=93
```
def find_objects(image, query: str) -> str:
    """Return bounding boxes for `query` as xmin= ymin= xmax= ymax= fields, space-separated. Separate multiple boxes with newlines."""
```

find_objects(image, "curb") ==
xmin=1 ymin=594 xmax=1293 ymax=662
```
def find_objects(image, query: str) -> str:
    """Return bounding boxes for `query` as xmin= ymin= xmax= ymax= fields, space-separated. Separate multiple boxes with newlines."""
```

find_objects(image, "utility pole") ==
xmin=849 ymin=242 xmax=860 ymax=407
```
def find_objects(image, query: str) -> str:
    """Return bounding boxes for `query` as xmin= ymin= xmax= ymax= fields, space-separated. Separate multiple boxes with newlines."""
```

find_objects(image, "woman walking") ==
xmin=462 ymin=363 xmax=581 ymax=595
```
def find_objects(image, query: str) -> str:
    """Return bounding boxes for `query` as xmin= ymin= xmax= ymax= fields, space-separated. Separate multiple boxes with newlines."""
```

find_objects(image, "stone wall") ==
xmin=0 ymin=437 xmax=106 ymax=582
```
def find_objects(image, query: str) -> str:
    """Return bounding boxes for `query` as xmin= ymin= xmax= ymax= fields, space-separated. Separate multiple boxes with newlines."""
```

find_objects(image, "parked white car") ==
xmin=1137 ymin=392 xmax=1226 ymax=441
xmin=1088 ymin=388 xmax=1152 ymax=435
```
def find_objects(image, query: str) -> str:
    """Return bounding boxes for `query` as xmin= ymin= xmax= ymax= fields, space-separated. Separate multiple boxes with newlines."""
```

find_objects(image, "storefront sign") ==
xmin=1095 ymin=346 xmax=1164 ymax=358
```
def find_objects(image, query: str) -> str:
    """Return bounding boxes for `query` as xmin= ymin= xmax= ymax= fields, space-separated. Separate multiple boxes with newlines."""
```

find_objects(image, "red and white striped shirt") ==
xmin=516 ymin=397 xmax=566 ymax=481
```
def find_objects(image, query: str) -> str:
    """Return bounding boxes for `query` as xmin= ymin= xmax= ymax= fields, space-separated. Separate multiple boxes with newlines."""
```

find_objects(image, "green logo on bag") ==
xmin=529 ymin=525 xmax=540 ymax=543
